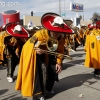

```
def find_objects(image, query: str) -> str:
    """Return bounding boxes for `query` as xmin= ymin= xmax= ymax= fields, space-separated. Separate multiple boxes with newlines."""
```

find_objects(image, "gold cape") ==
xmin=15 ymin=37 xmax=36 ymax=96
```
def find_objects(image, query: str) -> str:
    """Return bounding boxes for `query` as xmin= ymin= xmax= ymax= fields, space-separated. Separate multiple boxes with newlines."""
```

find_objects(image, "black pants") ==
xmin=6 ymin=58 xmax=18 ymax=77
xmin=33 ymin=54 xmax=58 ymax=97
xmin=80 ymin=38 xmax=85 ymax=46
xmin=6 ymin=54 xmax=19 ymax=77
xmin=46 ymin=55 xmax=59 ymax=92
xmin=94 ymin=69 xmax=100 ymax=75
xmin=33 ymin=55 xmax=45 ymax=96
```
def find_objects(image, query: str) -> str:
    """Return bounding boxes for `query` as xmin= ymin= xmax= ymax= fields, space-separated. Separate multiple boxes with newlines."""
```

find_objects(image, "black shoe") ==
xmin=46 ymin=90 xmax=54 ymax=94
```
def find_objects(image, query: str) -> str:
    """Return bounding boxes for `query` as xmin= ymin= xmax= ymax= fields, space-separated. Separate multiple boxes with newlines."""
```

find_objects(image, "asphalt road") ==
xmin=0 ymin=46 xmax=100 ymax=100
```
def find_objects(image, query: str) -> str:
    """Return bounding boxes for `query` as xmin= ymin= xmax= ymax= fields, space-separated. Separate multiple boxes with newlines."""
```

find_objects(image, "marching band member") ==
xmin=15 ymin=12 xmax=74 ymax=100
xmin=0 ymin=26 xmax=10 ymax=65
xmin=26 ymin=20 xmax=40 ymax=37
xmin=63 ymin=20 xmax=75 ymax=54
xmin=69 ymin=33 xmax=81 ymax=51
xmin=84 ymin=22 xmax=100 ymax=77
xmin=79 ymin=24 xmax=86 ymax=46
xmin=64 ymin=20 xmax=81 ymax=52
xmin=4 ymin=22 xmax=29 ymax=82
xmin=84 ymin=24 xmax=94 ymax=51
xmin=74 ymin=33 xmax=81 ymax=50
xmin=64 ymin=34 xmax=70 ymax=55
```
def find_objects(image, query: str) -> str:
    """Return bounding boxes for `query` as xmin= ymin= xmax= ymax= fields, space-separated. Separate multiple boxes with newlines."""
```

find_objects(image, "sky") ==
xmin=0 ymin=0 xmax=100 ymax=21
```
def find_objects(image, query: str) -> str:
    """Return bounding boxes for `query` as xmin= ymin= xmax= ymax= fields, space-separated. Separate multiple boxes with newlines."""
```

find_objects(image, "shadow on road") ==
xmin=0 ymin=91 xmax=28 ymax=100
xmin=69 ymin=53 xmax=85 ymax=58
xmin=0 ymin=89 xmax=8 ymax=96
xmin=62 ymin=59 xmax=85 ymax=70
xmin=46 ymin=73 xmax=100 ymax=99
xmin=68 ymin=59 xmax=85 ymax=65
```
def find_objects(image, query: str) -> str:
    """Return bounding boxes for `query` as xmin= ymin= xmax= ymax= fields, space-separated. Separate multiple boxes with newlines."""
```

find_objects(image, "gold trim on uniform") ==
xmin=30 ymin=36 xmax=37 ymax=43
xmin=91 ymin=42 xmax=94 ymax=49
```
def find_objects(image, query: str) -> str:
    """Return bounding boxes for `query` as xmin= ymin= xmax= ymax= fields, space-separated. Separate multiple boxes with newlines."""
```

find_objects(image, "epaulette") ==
xmin=30 ymin=35 xmax=37 ymax=43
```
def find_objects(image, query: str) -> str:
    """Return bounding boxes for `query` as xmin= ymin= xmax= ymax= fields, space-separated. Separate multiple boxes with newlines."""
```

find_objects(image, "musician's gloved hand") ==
xmin=36 ymin=48 xmax=45 ymax=55
xmin=56 ymin=63 xmax=62 ymax=74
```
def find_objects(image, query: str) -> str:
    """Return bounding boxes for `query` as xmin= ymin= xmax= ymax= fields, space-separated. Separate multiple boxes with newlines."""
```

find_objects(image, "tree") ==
xmin=79 ymin=15 xmax=82 ymax=20
xmin=91 ymin=12 xmax=100 ymax=23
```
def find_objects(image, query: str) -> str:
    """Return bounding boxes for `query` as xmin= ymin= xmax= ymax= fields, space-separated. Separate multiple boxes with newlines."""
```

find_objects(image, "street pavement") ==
xmin=0 ymin=46 xmax=100 ymax=100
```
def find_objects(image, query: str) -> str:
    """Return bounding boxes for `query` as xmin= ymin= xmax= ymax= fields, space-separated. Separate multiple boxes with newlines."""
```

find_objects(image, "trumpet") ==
xmin=34 ymin=37 xmax=73 ymax=60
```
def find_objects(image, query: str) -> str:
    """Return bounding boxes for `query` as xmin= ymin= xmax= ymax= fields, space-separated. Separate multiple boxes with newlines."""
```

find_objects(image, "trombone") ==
xmin=34 ymin=37 xmax=73 ymax=60
xmin=34 ymin=47 xmax=73 ymax=60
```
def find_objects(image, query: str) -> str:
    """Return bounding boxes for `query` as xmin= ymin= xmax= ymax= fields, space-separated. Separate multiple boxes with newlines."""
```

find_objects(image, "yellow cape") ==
xmin=15 ymin=38 xmax=36 ymax=96
xmin=84 ymin=29 xmax=100 ymax=69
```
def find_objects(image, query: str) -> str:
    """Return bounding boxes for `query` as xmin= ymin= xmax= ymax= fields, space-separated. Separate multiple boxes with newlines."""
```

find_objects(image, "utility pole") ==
xmin=64 ymin=0 xmax=65 ymax=18
xmin=64 ymin=0 xmax=65 ymax=14
xmin=83 ymin=15 xmax=84 ymax=20
xmin=59 ymin=0 xmax=61 ymax=16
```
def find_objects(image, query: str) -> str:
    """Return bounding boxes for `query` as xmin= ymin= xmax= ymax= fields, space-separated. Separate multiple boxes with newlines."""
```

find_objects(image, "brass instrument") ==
xmin=35 ymin=48 xmax=72 ymax=60
xmin=46 ymin=37 xmax=58 ymax=51
xmin=35 ymin=37 xmax=73 ymax=60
